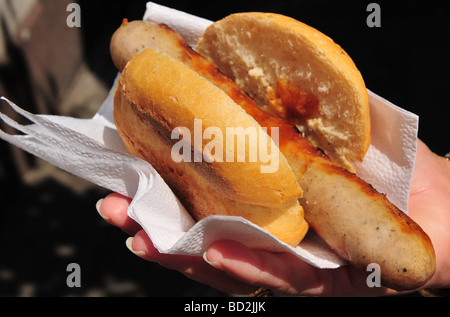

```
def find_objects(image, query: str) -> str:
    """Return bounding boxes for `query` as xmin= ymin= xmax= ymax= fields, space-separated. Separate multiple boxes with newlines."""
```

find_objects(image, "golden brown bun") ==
xmin=197 ymin=12 xmax=371 ymax=172
xmin=114 ymin=48 xmax=309 ymax=246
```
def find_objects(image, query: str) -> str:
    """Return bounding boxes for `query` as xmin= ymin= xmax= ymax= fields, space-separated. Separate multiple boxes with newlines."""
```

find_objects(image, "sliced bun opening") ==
xmin=197 ymin=12 xmax=371 ymax=172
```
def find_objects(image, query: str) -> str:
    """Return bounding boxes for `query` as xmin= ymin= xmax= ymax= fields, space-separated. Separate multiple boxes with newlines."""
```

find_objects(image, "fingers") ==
xmin=204 ymin=240 xmax=392 ymax=296
xmin=96 ymin=193 xmax=141 ymax=235
xmin=96 ymin=193 xmax=255 ymax=294
xmin=204 ymin=240 xmax=320 ymax=296
xmin=126 ymin=230 xmax=257 ymax=295
xmin=96 ymin=194 xmax=258 ymax=294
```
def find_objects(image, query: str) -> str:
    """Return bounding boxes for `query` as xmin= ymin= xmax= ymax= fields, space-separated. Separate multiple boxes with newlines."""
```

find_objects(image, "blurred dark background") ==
xmin=0 ymin=0 xmax=447 ymax=297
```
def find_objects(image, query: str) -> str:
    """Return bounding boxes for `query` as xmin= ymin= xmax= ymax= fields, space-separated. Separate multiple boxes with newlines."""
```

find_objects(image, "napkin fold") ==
xmin=0 ymin=2 xmax=419 ymax=269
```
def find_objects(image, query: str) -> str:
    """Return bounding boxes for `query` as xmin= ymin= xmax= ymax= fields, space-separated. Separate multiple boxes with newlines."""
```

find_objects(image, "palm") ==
xmin=406 ymin=140 xmax=450 ymax=290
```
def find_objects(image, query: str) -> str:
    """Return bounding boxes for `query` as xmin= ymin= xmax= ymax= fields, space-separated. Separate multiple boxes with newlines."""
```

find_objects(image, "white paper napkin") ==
xmin=0 ymin=2 xmax=419 ymax=269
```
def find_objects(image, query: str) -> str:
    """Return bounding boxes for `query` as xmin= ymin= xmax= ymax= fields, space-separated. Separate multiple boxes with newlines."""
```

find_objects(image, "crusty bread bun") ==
xmin=114 ymin=48 xmax=309 ymax=246
xmin=197 ymin=13 xmax=371 ymax=172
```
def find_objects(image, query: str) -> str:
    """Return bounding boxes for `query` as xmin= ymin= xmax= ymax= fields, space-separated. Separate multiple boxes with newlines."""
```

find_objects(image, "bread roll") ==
xmin=114 ymin=48 xmax=309 ymax=246
xmin=197 ymin=13 xmax=371 ymax=172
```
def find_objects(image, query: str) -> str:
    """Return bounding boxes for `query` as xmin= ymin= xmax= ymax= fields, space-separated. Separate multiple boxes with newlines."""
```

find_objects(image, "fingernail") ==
xmin=95 ymin=198 xmax=110 ymax=220
xmin=126 ymin=237 xmax=146 ymax=257
xmin=203 ymin=251 xmax=222 ymax=269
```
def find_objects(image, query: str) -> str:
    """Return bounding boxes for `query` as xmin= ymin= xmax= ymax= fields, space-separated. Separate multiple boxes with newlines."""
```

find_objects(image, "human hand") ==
xmin=96 ymin=139 xmax=450 ymax=296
